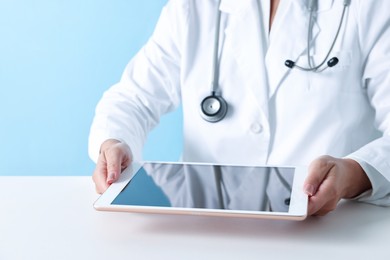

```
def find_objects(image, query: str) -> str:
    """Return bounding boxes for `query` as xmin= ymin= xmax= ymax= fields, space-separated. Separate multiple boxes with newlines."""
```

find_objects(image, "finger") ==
xmin=304 ymin=155 xmax=336 ymax=196
xmin=105 ymin=147 xmax=125 ymax=184
xmin=313 ymin=205 xmax=337 ymax=217
xmin=92 ymin=156 xmax=110 ymax=194
xmin=119 ymin=146 xmax=132 ymax=171
xmin=307 ymin=174 xmax=339 ymax=215
xmin=93 ymin=173 xmax=109 ymax=194
xmin=310 ymin=199 xmax=338 ymax=216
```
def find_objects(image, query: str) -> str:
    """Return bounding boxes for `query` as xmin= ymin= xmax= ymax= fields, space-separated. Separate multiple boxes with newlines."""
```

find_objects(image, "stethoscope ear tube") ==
xmin=285 ymin=0 xmax=349 ymax=72
xmin=202 ymin=0 xmax=349 ymax=123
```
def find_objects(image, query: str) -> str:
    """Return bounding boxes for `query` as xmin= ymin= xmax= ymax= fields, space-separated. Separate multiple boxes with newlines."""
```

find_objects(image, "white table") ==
xmin=1 ymin=176 xmax=389 ymax=260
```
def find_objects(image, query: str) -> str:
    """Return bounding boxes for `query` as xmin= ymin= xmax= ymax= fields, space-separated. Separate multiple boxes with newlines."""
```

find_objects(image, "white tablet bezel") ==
xmin=93 ymin=161 xmax=308 ymax=220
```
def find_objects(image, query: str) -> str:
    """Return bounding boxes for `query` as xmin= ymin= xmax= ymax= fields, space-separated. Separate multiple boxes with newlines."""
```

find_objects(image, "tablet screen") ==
xmin=111 ymin=163 xmax=295 ymax=213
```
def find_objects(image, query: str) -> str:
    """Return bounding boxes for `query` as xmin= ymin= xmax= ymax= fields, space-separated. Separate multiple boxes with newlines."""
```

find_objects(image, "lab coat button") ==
xmin=250 ymin=123 xmax=263 ymax=134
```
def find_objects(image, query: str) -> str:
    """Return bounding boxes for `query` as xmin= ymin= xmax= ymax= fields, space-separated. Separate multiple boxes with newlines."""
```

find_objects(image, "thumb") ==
xmin=105 ymin=148 xmax=123 ymax=185
xmin=304 ymin=155 xmax=335 ymax=196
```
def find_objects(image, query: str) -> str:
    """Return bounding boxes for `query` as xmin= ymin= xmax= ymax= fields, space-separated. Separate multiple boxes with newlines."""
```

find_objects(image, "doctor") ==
xmin=89 ymin=0 xmax=390 ymax=216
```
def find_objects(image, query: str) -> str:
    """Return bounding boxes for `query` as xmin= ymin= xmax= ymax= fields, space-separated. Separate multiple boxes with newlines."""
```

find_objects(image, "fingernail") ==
xmin=107 ymin=173 xmax=116 ymax=184
xmin=304 ymin=184 xmax=316 ymax=196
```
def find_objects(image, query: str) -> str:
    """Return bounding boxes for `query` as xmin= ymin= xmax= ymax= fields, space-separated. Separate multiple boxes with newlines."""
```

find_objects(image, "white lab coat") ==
xmin=89 ymin=0 xmax=390 ymax=205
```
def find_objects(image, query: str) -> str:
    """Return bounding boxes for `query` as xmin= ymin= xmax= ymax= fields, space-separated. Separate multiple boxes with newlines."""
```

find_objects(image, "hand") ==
xmin=304 ymin=155 xmax=372 ymax=216
xmin=92 ymin=139 xmax=132 ymax=194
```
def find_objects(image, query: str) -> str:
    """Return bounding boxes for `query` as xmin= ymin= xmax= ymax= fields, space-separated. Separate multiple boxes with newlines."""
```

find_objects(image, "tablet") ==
xmin=94 ymin=162 xmax=308 ymax=220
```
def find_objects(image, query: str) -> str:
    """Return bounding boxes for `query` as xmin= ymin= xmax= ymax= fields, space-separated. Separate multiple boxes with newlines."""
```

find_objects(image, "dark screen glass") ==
xmin=112 ymin=163 xmax=295 ymax=213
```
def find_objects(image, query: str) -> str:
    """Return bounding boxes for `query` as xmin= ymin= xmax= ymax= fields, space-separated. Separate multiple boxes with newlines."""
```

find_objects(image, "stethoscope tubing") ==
xmin=202 ymin=0 xmax=350 ymax=122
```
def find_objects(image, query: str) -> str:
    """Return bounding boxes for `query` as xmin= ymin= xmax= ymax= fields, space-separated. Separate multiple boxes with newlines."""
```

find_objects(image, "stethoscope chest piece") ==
xmin=200 ymin=94 xmax=228 ymax=123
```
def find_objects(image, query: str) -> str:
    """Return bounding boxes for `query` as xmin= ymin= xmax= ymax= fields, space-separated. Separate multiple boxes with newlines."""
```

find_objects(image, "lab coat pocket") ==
xmin=310 ymin=50 xmax=352 ymax=72
xmin=327 ymin=50 xmax=352 ymax=72
xmin=307 ymin=50 xmax=363 ymax=94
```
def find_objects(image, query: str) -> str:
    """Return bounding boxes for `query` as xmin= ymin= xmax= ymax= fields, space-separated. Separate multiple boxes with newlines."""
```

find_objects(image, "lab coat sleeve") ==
xmin=88 ymin=0 xmax=188 ymax=163
xmin=345 ymin=0 xmax=390 ymax=205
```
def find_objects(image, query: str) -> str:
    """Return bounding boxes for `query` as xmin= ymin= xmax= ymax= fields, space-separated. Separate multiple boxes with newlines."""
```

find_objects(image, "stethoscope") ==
xmin=199 ymin=3 xmax=228 ymax=123
xmin=200 ymin=0 xmax=351 ymax=123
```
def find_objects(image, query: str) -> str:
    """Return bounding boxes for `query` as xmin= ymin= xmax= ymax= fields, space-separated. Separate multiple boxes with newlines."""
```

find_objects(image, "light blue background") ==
xmin=0 ymin=0 xmax=183 ymax=176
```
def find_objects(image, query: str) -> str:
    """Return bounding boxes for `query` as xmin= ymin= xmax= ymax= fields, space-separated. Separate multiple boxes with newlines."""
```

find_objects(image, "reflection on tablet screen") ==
xmin=112 ymin=163 xmax=295 ymax=213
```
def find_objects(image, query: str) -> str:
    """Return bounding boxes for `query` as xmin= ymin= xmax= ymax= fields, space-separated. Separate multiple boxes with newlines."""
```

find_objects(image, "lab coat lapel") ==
xmin=220 ymin=0 xmax=270 ymax=119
